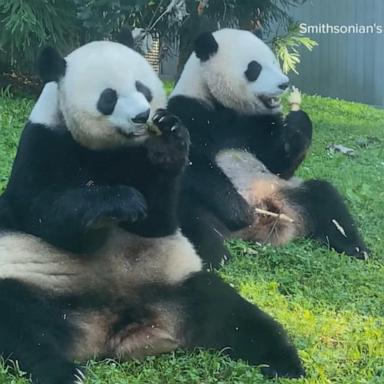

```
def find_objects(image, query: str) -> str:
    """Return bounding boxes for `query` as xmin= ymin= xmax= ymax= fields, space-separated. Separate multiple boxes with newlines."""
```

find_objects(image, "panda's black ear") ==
xmin=116 ymin=28 xmax=134 ymax=48
xmin=37 ymin=47 xmax=66 ymax=83
xmin=194 ymin=32 xmax=218 ymax=61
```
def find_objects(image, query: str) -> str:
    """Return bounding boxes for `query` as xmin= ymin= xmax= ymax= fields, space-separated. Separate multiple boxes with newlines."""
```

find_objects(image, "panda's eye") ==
xmin=135 ymin=81 xmax=153 ymax=102
xmin=245 ymin=60 xmax=262 ymax=82
xmin=97 ymin=88 xmax=118 ymax=115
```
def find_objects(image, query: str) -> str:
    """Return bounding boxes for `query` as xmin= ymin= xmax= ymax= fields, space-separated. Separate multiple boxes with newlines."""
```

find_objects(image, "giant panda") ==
xmin=0 ymin=39 xmax=305 ymax=383
xmin=168 ymin=28 xmax=369 ymax=268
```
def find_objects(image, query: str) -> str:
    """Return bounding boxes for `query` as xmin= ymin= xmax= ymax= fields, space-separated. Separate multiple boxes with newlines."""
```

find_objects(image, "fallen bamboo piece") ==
xmin=254 ymin=208 xmax=295 ymax=223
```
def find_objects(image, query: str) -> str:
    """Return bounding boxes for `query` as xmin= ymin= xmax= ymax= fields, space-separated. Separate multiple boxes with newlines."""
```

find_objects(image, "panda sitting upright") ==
xmin=0 ymin=39 xmax=305 ymax=383
xmin=168 ymin=28 xmax=368 ymax=268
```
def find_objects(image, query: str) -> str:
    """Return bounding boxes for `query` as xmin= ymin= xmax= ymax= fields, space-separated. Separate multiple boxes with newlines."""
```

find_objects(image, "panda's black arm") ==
xmin=182 ymin=163 xmax=253 ymax=231
xmin=180 ymin=127 xmax=254 ymax=231
xmin=2 ymin=182 xmax=147 ymax=253
xmin=253 ymin=111 xmax=313 ymax=179
xmin=122 ymin=110 xmax=190 ymax=237
xmin=13 ymin=185 xmax=147 ymax=252
xmin=2 ymin=124 xmax=147 ymax=252
xmin=168 ymin=97 xmax=253 ymax=230
xmin=182 ymin=110 xmax=312 ymax=228
xmin=123 ymin=172 xmax=181 ymax=237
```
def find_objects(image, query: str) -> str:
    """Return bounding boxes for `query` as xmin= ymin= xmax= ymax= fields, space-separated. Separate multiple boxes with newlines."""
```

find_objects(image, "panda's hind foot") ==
xmin=28 ymin=361 xmax=84 ymax=384
xmin=261 ymin=363 xmax=305 ymax=379
xmin=74 ymin=368 xmax=86 ymax=384
xmin=260 ymin=343 xmax=306 ymax=379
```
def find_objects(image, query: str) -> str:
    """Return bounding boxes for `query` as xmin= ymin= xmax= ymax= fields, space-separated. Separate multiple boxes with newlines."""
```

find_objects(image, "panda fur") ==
xmin=168 ymin=29 xmax=369 ymax=268
xmin=0 ymin=40 xmax=304 ymax=383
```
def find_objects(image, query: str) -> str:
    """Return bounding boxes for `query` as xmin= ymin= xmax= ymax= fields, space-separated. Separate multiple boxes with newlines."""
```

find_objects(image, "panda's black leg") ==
xmin=284 ymin=179 xmax=369 ymax=259
xmin=0 ymin=279 xmax=82 ymax=384
xmin=177 ymin=272 xmax=304 ymax=379
xmin=179 ymin=195 xmax=231 ymax=269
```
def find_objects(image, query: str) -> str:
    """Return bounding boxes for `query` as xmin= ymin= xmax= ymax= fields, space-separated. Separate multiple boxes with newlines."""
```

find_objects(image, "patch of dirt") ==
xmin=0 ymin=71 xmax=42 ymax=97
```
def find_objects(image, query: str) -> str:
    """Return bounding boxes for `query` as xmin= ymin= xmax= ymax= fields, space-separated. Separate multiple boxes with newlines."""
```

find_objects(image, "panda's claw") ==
xmin=74 ymin=368 xmax=86 ymax=384
xmin=152 ymin=108 xmax=167 ymax=124
xmin=152 ymin=109 xmax=180 ymax=133
xmin=158 ymin=117 xmax=180 ymax=134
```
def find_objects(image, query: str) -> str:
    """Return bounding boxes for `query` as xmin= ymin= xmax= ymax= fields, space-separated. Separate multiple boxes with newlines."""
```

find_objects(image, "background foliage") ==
xmin=0 ymin=0 xmax=311 ymax=76
xmin=0 ymin=0 xmax=79 ymax=71
xmin=271 ymin=22 xmax=317 ymax=74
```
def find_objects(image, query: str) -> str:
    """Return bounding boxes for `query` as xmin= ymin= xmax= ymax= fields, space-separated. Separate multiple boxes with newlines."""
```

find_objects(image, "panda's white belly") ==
xmin=95 ymin=228 xmax=202 ymax=286
xmin=0 ymin=228 xmax=202 ymax=293
xmin=0 ymin=232 xmax=86 ymax=292
xmin=215 ymin=149 xmax=290 ymax=204
xmin=215 ymin=149 xmax=305 ymax=245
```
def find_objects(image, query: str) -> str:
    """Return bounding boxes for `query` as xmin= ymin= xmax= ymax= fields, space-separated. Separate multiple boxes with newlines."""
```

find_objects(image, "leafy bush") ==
xmin=0 ymin=0 xmax=311 ymax=76
xmin=0 ymin=0 xmax=79 ymax=72
xmin=271 ymin=22 xmax=318 ymax=74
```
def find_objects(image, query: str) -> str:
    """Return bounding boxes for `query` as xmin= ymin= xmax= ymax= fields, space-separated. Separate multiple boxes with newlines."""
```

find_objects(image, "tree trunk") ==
xmin=176 ymin=3 xmax=216 ymax=81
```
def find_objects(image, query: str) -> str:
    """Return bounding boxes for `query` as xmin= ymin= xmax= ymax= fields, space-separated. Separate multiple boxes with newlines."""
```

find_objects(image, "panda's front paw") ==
xmin=146 ymin=109 xmax=190 ymax=172
xmin=84 ymin=186 xmax=148 ymax=229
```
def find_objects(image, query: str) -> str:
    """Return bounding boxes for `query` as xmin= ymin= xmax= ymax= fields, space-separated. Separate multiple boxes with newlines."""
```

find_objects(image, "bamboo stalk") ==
xmin=254 ymin=208 xmax=295 ymax=223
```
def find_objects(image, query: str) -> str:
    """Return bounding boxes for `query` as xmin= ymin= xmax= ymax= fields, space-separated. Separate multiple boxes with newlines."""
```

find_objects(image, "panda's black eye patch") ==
xmin=245 ymin=60 xmax=262 ymax=82
xmin=135 ymin=81 xmax=153 ymax=102
xmin=97 ymin=88 xmax=118 ymax=115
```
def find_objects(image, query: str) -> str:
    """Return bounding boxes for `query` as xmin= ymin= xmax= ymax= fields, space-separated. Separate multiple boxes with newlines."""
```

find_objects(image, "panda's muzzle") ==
xmin=132 ymin=109 xmax=150 ymax=124
xmin=116 ymin=126 xmax=149 ymax=139
xmin=115 ymin=109 xmax=151 ymax=139
xmin=260 ymin=96 xmax=281 ymax=109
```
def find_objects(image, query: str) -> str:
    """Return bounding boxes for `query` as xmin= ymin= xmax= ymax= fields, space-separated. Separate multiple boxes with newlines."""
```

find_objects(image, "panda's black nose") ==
xmin=279 ymin=82 xmax=290 ymax=91
xmin=132 ymin=109 xmax=150 ymax=123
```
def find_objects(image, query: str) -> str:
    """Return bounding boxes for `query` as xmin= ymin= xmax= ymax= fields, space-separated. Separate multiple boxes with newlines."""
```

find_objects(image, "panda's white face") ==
xmin=172 ymin=29 xmax=289 ymax=115
xmin=33 ymin=41 xmax=166 ymax=150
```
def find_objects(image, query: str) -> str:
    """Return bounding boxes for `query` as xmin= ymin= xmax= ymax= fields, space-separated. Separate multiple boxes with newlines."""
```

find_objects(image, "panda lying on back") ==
xmin=168 ymin=29 xmax=369 ymax=268
xmin=0 ymin=40 xmax=305 ymax=383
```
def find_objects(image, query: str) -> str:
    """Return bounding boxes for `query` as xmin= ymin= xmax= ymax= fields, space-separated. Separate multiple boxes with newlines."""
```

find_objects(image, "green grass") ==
xmin=0 ymin=90 xmax=383 ymax=384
